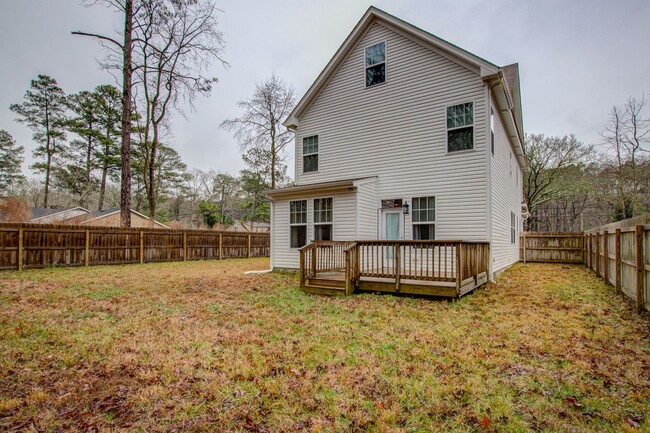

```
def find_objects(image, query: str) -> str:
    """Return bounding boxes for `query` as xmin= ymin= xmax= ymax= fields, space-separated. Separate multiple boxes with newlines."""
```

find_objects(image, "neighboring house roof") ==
xmin=81 ymin=208 xmax=170 ymax=228
xmin=30 ymin=206 xmax=90 ymax=222
xmin=283 ymin=6 xmax=526 ymax=167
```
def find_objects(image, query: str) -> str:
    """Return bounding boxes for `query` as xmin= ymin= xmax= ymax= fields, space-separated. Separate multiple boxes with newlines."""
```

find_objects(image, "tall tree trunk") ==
xmin=44 ymin=147 xmax=51 ymax=208
xmin=120 ymin=0 xmax=133 ymax=227
xmin=147 ymin=122 xmax=159 ymax=222
xmin=98 ymin=127 xmax=109 ymax=211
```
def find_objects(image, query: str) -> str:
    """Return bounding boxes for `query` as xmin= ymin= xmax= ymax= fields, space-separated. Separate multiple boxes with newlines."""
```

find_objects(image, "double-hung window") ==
xmin=365 ymin=42 xmax=386 ymax=87
xmin=412 ymin=196 xmax=435 ymax=240
xmin=510 ymin=212 xmax=516 ymax=244
xmin=313 ymin=198 xmax=333 ymax=241
xmin=289 ymin=200 xmax=307 ymax=248
xmin=303 ymin=135 xmax=318 ymax=173
xmin=447 ymin=102 xmax=474 ymax=152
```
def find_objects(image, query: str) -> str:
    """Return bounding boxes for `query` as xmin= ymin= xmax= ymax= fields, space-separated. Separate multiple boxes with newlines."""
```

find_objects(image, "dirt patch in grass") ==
xmin=0 ymin=260 xmax=649 ymax=432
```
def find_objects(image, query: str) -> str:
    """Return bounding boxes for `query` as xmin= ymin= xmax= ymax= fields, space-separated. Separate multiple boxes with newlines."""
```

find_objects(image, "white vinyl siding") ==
xmin=489 ymin=94 xmax=523 ymax=273
xmin=356 ymin=179 xmax=378 ymax=239
xmin=294 ymin=21 xmax=489 ymax=243
xmin=271 ymin=193 xmax=357 ymax=269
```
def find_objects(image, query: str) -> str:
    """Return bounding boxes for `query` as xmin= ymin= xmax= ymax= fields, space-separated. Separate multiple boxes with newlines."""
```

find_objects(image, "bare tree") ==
xmin=221 ymin=74 xmax=295 ymax=189
xmin=601 ymin=95 xmax=650 ymax=219
xmin=523 ymin=134 xmax=592 ymax=230
xmin=73 ymin=0 xmax=136 ymax=226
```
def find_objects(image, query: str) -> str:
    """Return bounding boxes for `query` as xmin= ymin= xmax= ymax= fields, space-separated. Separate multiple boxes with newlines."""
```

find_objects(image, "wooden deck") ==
xmin=300 ymin=240 xmax=490 ymax=298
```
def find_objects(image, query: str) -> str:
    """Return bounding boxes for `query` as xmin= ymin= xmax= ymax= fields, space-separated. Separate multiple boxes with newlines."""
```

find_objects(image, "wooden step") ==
xmin=301 ymin=284 xmax=347 ymax=296
xmin=306 ymin=277 xmax=346 ymax=289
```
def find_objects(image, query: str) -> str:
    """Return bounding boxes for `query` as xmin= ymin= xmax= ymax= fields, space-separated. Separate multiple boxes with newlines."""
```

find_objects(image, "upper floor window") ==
xmin=510 ymin=211 xmax=516 ymax=244
xmin=412 ymin=196 xmax=435 ymax=240
xmin=365 ymin=42 xmax=385 ymax=87
xmin=313 ymin=197 xmax=333 ymax=241
xmin=447 ymin=102 xmax=474 ymax=152
xmin=490 ymin=108 xmax=495 ymax=155
xmin=303 ymin=135 xmax=318 ymax=173
xmin=289 ymin=200 xmax=307 ymax=248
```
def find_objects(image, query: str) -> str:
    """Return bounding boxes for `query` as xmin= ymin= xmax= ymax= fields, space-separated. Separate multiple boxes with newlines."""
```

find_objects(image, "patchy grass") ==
xmin=0 ymin=260 xmax=648 ymax=432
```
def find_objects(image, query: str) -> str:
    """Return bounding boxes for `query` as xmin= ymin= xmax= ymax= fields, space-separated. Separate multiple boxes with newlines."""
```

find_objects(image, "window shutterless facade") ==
xmin=446 ymin=102 xmax=474 ymax=152
xmin=412 ymin=196 xmax=435 ymax=240
xmin=365 ymin=42 xmax=386 ymax=87
xmin=511 ymin=211 xmax=516 ymax=244
xmin=289 ymin=200 xmax=307 ymax=248
xmin=303 ymin=135 xmax=318 ymax=173
xmin=313 ymin=197 xmax=333 ymax=241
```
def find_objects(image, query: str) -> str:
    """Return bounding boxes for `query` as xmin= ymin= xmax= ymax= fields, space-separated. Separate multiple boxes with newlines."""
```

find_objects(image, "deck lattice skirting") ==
xmin=299 ymin=240 xmax=490 ymax=297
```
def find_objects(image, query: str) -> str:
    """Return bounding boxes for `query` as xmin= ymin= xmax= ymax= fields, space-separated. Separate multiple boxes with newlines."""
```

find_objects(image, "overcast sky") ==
xmin=1 ymin=0 xmax=649 ymax=180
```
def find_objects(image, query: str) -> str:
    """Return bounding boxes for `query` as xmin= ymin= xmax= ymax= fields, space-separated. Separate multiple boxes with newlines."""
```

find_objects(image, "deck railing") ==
xmin=300 ymin=240 xmax=490 ymax=295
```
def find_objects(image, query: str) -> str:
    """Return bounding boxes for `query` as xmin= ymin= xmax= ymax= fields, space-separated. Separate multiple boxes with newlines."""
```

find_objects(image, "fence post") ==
xmin=635 ymin=225 xmax=645 ymax=313
xmin=522 ymin=232 xmax=526 ymax=263
xmin=140 ymin=230 xmax=144 ymax=264
xmin=183 ymin=231 xmax=187 ymax=261
xmin=17 ymin=228 xmax=23 ymax=271
xmin=615 ymin=228 xmax=622 ymax=295
xmin=581 ymin=233 xmax=586 ymax=264
xmin=603 ymin=230 xmax=609 ymax=284
xmin=247 ymin=234 xmax=251 ymax=258
xmin=595 ymin=232 xmax=600 ymax=276
xmin=85 ymin=229 xmax=90 ymax=266
xmin=218 ymin=233 xmax=223 ymax=260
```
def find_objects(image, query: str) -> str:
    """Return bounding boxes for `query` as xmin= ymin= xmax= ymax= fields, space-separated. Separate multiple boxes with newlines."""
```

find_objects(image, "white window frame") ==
xmin=289 ymin=200 xmax=307 ymax=249
xmin=302 ymin=135 xmax=319 ymax=174
xmin=510 ymin=211 xmax=516 ymax=244
xmin=364 ymin=41 xmax=387 ymax=88
xmin=445 ymin=101 xmax=475 ymax=153
xmin=313 ymin=197 xmax=333 ymax=241
xmin=490 ymin=107 xmax=495 ymax=155
xmin=411 ymin=196 xmax=436 ymax=240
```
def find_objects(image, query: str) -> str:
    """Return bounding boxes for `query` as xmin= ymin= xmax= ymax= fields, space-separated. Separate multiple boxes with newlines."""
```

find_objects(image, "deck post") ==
xmin=17 ymin=228 xmax=23 ymax=271
xmin=311 ymin=243 xmax=317 ymax=278
xmin=299 ymin=248 xmax=305 ymax=287
xmin=456 ymin=242 xmax=462 ymax=296
xmin=603 ymin=230 xmax=609 ymax=284
xmin=395 ymin=242 xmax=401 ymax=292
xmin=635 ymin=225 xmax=645 ymax=313
xmin=345 ymin=251 xmax=351 ymax=295
xmin=615 ymin=228 xmax=622 ymax=294
xmin=355 ymin=244 xmax=360 ymax=286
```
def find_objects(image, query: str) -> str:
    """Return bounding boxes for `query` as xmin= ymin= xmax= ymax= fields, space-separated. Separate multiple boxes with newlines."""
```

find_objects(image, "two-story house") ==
xmin=267 ymin=7 xmax=525 ymax=294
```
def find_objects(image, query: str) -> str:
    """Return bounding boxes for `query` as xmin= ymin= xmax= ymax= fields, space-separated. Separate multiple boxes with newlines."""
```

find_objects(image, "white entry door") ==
xmin=381 ymin=210 xmax=402 ymax=261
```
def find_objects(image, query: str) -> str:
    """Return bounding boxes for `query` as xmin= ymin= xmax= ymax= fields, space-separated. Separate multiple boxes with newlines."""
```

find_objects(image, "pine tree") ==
xmin=10 ymin=75 xmax=68 ymax=207
xmin=0 ymin=130 xmax=26 ymax=194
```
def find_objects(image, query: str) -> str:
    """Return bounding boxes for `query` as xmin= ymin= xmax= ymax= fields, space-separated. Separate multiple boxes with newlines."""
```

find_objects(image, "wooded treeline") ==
xmin=524 ymin=95 xmax=650 ymax=231
xmin=1 ymin=0 xmax=297 ymax=230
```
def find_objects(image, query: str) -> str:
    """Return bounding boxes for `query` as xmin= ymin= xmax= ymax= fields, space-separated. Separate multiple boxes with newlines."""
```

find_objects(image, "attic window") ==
xmin=365 ymin=42 xmax=385 ymax=87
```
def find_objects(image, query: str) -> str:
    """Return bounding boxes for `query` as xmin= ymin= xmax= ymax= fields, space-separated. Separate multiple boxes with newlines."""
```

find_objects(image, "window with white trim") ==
xmin=447 ymin=102 xmax=474 ymax=152
xmin=490 ymin=108 xmax=495 ymax=155
xmin=412 ymin=196 xmax=435 ymax=240
xmin=303 ymin=135 xmax=318 ymax=173
xmin=289 ymin=200 xmax=307 ymax=248
xmin=511 ymin=211 xmax=516 ymax=244
xmin=365 ymin=42 xmax=385 ymax=87
xmin=313 ymin=198 xmax=333 ymax=241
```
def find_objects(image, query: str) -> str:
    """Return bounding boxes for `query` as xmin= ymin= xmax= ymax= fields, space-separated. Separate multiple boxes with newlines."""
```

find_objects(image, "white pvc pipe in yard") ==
xmin=243 ymin=269 xmax=273 ymax=275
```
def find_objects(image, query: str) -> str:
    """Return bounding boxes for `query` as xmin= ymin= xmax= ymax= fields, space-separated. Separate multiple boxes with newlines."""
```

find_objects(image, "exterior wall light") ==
xmin=403 ymin=201 xmax=410 ymax=215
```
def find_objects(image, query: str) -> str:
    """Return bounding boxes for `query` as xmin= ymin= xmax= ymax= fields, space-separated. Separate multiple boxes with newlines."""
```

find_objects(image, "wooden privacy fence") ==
xmin=0 ymin=222 xmax=270 ymax=271
xmin=520 ymin=232 xmax=584 ymax=263
xmin=584 ymin=226 xmax=649 ymax=313
xmin=520 ymin=229 xmax=649 ymax=313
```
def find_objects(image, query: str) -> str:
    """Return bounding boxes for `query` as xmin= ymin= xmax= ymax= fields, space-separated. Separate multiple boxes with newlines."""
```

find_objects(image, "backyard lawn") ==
xmin=0 ymin=259 xmax=648 ymax=432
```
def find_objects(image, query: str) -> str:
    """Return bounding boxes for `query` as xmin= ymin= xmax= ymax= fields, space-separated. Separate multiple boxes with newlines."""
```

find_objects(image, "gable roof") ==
xmin=30 ymin=206 xmax=90 ymax=221
xmin=284 ymin=6 xmax=526 ymax=165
